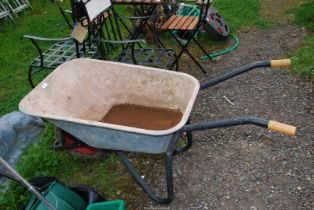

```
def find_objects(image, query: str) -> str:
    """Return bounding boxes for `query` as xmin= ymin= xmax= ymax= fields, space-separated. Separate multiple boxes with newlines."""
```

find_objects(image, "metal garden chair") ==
xmin=0 ymin=2 xmax=14 ymax=22
xmin=55 ymin=1 xmax=73 ymax=29
xmin=112 ymin=0 xmax=167 ymax=48
xmin=79 ymin=0 xmax=177 ymax=70
xmin=24 ymin=1 xmax=102 ymax=88
xmin=5 ymin=0 xmax=31 ymax=15
xmin=24 ymin=35 xmax=97 ymax=88
xmin=159 ymin=0 xmax=213 ymax=73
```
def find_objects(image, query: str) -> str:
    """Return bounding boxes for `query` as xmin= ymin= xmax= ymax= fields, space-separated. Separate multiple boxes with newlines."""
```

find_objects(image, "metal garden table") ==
xmin=112 ymin=0 xmax=172 ymax=48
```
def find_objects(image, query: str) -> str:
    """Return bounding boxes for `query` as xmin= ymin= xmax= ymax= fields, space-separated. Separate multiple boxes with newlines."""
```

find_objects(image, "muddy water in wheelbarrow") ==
xmin=100 ymin=104 xmax=183 ymax=130
xmin=19 ymin=58 xmax=297 ymax=204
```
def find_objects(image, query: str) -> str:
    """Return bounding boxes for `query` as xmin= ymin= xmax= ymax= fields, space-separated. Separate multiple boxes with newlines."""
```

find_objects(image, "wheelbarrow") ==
xmin=19 ymin=58 xmax=296 ymax=204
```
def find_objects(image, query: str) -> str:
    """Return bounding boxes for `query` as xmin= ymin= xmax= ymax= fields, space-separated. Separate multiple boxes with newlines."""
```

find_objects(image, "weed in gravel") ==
xmin=289 ymin=1 xmax=314 ymax=32
xmin=289 ymin=1 xmax=314 ymax=80
xmin=291 ymin=36 xmax=314 ymax=80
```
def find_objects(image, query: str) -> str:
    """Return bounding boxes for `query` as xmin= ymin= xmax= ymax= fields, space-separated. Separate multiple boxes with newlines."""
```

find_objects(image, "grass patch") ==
xmin=213 ymin=0 xmax=276 ymax=31
xmin=289 ymin=1 xmax=314 ymax=80
xmin=290 ymin=1 xmax=314 ymax=32
xmin=253 ymin=18 xmax=277 ymax=29
xmin=0 ymin=0 xmax=71 ymax=116
xmin=291 ymin=36 xmax=314 ymax=80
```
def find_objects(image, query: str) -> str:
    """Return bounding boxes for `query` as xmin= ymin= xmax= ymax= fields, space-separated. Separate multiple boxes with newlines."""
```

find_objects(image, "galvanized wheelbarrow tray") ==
xmin=19 ymin=58 xmax=296 ymax=204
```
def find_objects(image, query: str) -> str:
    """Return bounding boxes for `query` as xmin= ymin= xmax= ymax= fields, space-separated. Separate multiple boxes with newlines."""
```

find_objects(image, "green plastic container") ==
xmin=86 ymin=200 xmax=125 ymax=210
xmin=24 ymin=181 xmax=87 ymax=210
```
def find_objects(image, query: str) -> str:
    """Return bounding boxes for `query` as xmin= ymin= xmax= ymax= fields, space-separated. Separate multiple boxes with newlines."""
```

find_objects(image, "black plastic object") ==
xmin=28 ymin=177 xmax=106 ymax=204
xmin=2 ymin=175 xmax=106 ymax=209
xmin=28 ymin=176 xmax=59 ymax=191
xmin=70 ymin=184 xmax=106 ymax=205
xmin=203 ymin=7 xmax=230 ymax=40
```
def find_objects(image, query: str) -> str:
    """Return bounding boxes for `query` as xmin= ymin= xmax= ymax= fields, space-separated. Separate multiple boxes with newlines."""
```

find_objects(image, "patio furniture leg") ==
xmin=115 ymin=13 xmax=143 ymax=48
xmin=28 ymin=65 xmax=52 ymax=88
xmin=175 ymin=55 xmax=179 ymax=71
xmin=102 ymin=21 xmax=113 ymax=51
xmin=28 ymin=65 xmax=34 ymax=88
xmin=147 ymin=17 xmax=165 ymax=48
xmin=169 ymin=31 xmax=207 ymax=74
xmin=56 ymin=3 xmax=72 ymax=29
xmin=111 ymin=6 xmax=124 ymax=48
xmin=108 ymin=13 xmax=122 ymax=49
xmin=125 ymin=5 xmax=156 ymax=49
xmin=192 ymin=37 xmax=212 ymax=61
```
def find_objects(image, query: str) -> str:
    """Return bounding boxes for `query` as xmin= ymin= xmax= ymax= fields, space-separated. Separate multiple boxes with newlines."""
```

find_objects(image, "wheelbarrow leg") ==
xmin=174 ymin=119 xmax=193 ymax=154
xmin=116 ymin=132 xmax=180 ymax=204
xmin=116 ymin=151 xmax=174 ymax=204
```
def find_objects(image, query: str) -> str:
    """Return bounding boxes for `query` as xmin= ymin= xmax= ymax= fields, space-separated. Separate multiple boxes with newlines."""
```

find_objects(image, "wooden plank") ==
xmin=186 ymin=17 xmax=199 ymax=30
xmin=151 ymin=0 xmax=162 ymax=3
xmin=175 ymin=16 xmax=189 ymax=29
xmin=168 ymin=16 xmax=184 ymax=30
xmin=160 ymin=15 xmax=177 ymax=30
xmin=180 ymin=16 xmax=195 ymax=30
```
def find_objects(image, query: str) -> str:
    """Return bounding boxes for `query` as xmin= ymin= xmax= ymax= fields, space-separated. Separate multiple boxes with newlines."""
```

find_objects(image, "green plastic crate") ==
xmin=24 ymin=181 xmax=87 ymax=210
xmin=86 ymin=200 xmax=125 ymax=210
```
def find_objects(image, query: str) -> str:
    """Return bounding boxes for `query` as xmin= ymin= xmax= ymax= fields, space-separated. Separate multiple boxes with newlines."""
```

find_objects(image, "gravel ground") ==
xmin=122 ymin=23 xmax=314 ymax=210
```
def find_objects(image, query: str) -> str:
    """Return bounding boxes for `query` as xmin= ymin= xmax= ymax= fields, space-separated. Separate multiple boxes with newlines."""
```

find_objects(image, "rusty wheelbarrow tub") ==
xmin=19 ymin=58 xmax=296 ymax=204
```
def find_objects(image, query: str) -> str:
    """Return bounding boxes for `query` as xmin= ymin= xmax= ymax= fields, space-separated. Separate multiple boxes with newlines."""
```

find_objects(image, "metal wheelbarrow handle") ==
xmin=182 ymin=117 xmax=297 ymax=136
xmin=200 ymin=59 xmax=291 ymax=90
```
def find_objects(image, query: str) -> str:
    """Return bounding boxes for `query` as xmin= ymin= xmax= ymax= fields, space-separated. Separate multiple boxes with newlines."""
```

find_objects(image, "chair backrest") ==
xmin=196 ymin=0 xmax=212 ymax=28
xmin=78 ymin=0 xmax=123 ymax=59
xmin=82 ymin=0 xmax=112 ymax=22
xmin=6 ymin=0 xmax=30 ymax=14
xmin=0 ymin=3 xmax=10 ymax=19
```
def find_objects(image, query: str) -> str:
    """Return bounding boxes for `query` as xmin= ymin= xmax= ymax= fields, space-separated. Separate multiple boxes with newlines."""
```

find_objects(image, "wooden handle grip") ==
xmin=270 ymin=59 xmax=291 ymax=67
xmin=268 ymin=120 xmax=297 ymax=136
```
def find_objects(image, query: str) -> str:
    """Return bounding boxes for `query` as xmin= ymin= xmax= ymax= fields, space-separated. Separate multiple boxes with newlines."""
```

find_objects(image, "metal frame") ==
xmin=79 ymin=0 xmax=178 ymax=70
xmin=115 ymin=116 xmax=270 ymax=204
xmin=161 ymin=0 xmax=213 ymax=74
xmin=0 ymin=2 xmax=14 ymax=22
xmin=114 ymin=1 xmax=172 ymax=48
xmin=5 ymin=0 xmax=31 ymax=16
xmin=24 ymin=35 xmax=97 ymax=88
xmin=113 ymin=1 xmax=169 ymax=49
xmin=115 ymin=8 xmax=162 ymax=48
xmin=55 ymin=1 xmax=73 ymax=29
xmin=112 ymin=61 xmax=280 ymax=203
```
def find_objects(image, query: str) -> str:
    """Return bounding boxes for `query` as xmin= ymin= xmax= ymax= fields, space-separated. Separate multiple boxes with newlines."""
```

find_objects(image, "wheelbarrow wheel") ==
xmin=174 ymin=131 xmax=193 ymax=154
